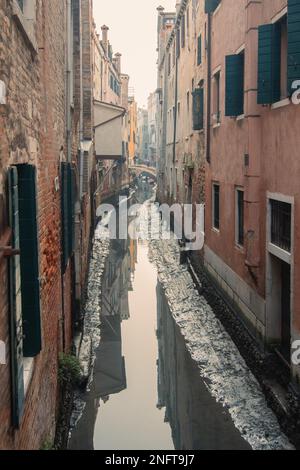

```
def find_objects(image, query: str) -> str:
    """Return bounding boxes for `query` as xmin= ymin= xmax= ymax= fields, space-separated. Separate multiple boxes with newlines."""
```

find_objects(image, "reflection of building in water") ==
xmin=102 ymin=237 xmax=137 ymax=321
xmin=156 ymin=283 xmax=251 ymax=451
xmin=70 ymin=237 xmax=137 ymax=450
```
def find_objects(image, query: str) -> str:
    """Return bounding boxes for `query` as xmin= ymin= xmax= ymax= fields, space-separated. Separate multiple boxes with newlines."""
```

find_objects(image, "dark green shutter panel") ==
xmin=61 ymin=163 xmax=70 ymax=270
xmin=18 ymin=164 xmax=42 ymax=358
xmin=225 ymin=54 xmax=244 ymax=116
xmin=61 ymin=163 xmax=75 ymax=271
xmin=69 ymin=166 xmax=75 ymax=255
xmin=197 ymin=35 xmax=202 ymax=65
xmin=176 ymin=28 xmax=180 ymax=58
xmin=205 ymin=0 xmax=221 ymax=13
xmin=192 ymin=88 xmax=204 ymax=130
xmin=8 ymin=167 xmax=25 ymax=428
xmin=257 ymin=24 xmax=281 ymax=104
xmin=288 ymin=0 xmax=300 ymax=94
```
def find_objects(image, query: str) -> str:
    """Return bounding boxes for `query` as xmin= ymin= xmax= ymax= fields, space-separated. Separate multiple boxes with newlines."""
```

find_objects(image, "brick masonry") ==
xmin=0 ymin=0 xmax=85 ymax=449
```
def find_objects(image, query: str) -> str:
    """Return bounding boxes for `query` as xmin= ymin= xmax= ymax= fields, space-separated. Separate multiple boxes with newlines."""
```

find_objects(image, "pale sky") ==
xmin=93 ymin=0 xmax=176 ymax=108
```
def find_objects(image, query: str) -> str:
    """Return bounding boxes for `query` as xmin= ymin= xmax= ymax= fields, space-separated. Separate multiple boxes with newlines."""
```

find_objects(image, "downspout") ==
xmin=206 ymin=13 xmax=212 ymax=163
xmin=173 ymin=55 xmax=179 ymax=165
xmin=79 ymin=0 xmax=84 ymax=199
xmin=66 ymin=0 xmax=72 ymax=164
xmin=61 ymin=0 xmax=73 ymax=353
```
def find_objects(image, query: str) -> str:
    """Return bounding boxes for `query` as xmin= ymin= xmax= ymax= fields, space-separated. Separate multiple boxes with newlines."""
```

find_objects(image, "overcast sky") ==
xmin=93 ymin=0 xmax=176 ymax=108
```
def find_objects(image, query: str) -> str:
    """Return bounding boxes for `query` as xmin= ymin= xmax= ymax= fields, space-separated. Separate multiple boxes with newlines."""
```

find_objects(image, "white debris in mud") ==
xmin=79 ymin=231 xmax=110 ymax=380
xmin=144 ymin=203 xmax=293 ymax=450
xmin=70 ymin=227 xmax=110 ymax=430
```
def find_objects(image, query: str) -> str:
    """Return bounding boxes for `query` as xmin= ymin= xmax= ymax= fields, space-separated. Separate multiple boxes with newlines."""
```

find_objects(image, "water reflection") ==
xmin=70 ymin=183 xmax=250 ymax=450
xmin=156 ymin=283 xmax=250 ymax=450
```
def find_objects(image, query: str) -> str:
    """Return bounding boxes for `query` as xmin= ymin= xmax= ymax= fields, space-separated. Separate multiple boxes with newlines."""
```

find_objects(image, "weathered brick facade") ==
xmin=0 ymin=0 xmax=95 ymax=449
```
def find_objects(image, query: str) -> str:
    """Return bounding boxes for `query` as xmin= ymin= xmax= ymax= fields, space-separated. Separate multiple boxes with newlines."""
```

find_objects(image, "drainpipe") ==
xmin=206 ymin=13 xmax=212 ymax=163
xmin=173 ymin=56 xmax=179 ymax=165
xmin=66 ymin=0 xmax=72 ymax=164
xmin=79 ymin=0 xmax=84 ymax=199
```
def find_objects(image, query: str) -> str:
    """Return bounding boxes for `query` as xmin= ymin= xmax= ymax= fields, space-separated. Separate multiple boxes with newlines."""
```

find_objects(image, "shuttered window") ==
xmin=192 ymin=87 xmax=204 ymax=131
xmin=197 ymin=35 xmax=202 ymax=65
xmin=236 ymin=189 xmax=244 ymax=247
xmin=181 ymin=15 xmax=185 ymax=48
xmin=225 ymin=52 xmax=245 ymax=116
xmin=205 ymin=0 xmax=221 ymax=13
xmin=212 ymin=183 xmax=220 ymax=230
xmin=8 ymin=167 xmax=25 ymax=428
xmin=176 ymin=28 xmax=181 ymax=58
xmin=257 ymin=24 xmax=281 ymax=104
xmin=288 ymin=0 xmax=300 ymax=94
xmin=61 ymin=162 xmax=75 ymax=271
xmin=17 ymin=165 xmax=42 ymax=358
xmin=61 ymin=163 xmax=75 ymax=272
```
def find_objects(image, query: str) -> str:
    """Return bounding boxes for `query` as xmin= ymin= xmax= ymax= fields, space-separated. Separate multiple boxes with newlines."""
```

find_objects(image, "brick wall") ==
xmin=0 ymin=0 xmax=73 ymax=449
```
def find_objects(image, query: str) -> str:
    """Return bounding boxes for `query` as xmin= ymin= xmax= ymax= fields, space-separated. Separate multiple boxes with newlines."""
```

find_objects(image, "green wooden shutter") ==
xmin=257 ymin=24 xmax=281 ymax=104
xmin=192 ymin=88 xmax=204 ymax=130
xmin=69 ymin=166 xmax=76 ymax=255
xmin=61 ymin=162 xmax=75 ymax=271
xmin=197 ymin=35 xmax=202 ymax=65
xmin=18 ymin=165 xmax=42 ymax=358
xmin=205 ymin=0 xmax=221 ymax=13
xmin=8 ymin=167 xmax=25 ymax=428
xmin=288 ymin=0 xmax=300 ymax=94
xmin=61 ymin=163 xmax=70 ymax=270
xmin=225 ymin=54 xmax=245 ymax=116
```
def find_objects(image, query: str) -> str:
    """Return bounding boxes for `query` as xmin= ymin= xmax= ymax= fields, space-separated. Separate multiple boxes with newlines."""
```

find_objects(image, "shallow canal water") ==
xmin=69 ymin=200 xmax=250 ymax=450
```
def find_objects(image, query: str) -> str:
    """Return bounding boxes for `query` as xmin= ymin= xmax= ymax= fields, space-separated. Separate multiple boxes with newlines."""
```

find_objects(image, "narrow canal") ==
xmin=69 ymin=185 xmax=251 ymax=451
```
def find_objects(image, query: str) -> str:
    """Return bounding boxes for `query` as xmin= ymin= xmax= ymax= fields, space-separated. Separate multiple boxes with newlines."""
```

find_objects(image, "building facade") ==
xmin=136 ymin=108 xmax=149 ymax=165
xmin=156 ymin=1 xmax=206 ymax=210
xmin=157 ymin=0 xmax=300 ymax=383
xmin=92 ymin=23 xmax=130 ymax=203
xmin=204 ymin=0 xmax=300 ymax=381
xmin=147 ymin=91 xmax=158 ymax=168
xmin=128 ymin=95 xmax=138 ymax=165
xmin=0 ymin=0 xmax=96 ymax=449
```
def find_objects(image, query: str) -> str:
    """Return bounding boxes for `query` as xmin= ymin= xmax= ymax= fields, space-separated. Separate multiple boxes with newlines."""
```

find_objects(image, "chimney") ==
xmin=101 ymin=25 xmax=109 ymax=55
xmin=114 ymin=53 xmax=122 ymax=74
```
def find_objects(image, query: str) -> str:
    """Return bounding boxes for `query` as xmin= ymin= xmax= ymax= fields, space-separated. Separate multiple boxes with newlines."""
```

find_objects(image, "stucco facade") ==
xmin=157 ymin=0 xmax=300 ymax=382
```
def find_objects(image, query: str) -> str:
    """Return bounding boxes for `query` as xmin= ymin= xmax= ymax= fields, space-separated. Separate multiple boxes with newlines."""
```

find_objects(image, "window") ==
xmin=257 ymin=14 xmax=288 ymax=104
xmin=205 ymin=0 xmax=221 ymax=13
xmin=212 ymin=183 xmax=220 ymax=230
xmin=168 ymin=53 xmax=171 ymax=76
xmin=13 ymin=0 xmax=37 ymax=50
xmin=287 ymin=0 xmax=300 ymax=95
xmin=280 ymin=16 xmax=288 ymax=100
xmin=8 ymin=165 xmax=42 ymax=427
xmin=270 ymin=199 xmax=291 ymax=253
xmin=61 ymin=163 xmax=75 ymax=271
xmin=236 ymin=188 xmax=244 ymax=246
xmin=197 ymin=35 xmax=202 ymax=66
xmin=225 ymin=50 xmax=244 ymax=116
xmin=181 ymin=15 xmax=186 ymax=48
xmin=213 ymin=71 xmax=221 ymax=123
xmin=192 ymin=87 xmax=204 ymax=130
xmin=176 ymin=28 xmax=181 ymax=58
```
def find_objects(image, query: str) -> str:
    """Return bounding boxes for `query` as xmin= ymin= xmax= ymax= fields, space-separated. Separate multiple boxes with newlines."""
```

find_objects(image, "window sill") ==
xmin=212 ymin=227 xmax=220 ymax=234
xmin=23 ymin=357 xmax=35 ymax=395
xmin=213 ymin=122 xmax=221 ymax=129
xmin=12 ymin=1 xmax=38 ymax=54
xmin=236 ymin=114 xmax=245 ymax=121
xmin=235 ymin=243 xmax=245 ymax=253
xmin=271 ymin=98 xmax=290 ymax=110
